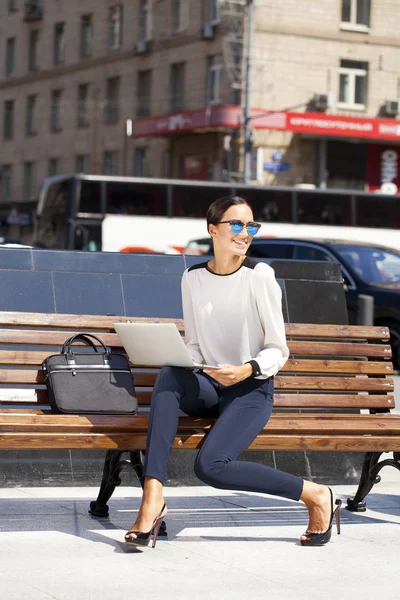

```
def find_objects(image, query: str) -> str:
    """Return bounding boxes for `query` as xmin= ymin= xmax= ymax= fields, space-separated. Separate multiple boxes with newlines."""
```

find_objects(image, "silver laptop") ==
xmin=113 ymin=322 xmax=219 ymax=369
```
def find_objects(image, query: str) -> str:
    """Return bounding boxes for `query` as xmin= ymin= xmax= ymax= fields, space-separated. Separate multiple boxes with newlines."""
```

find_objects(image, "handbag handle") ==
xmin=62 ymin=333 xmax=110 ymax=359
xmin=62 ymin=334 xmax=99 ymax=353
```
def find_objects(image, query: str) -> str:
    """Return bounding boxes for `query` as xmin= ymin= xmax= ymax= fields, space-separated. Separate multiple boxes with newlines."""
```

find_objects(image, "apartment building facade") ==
xmin=0 ymin=0 xmax=400 ymax=227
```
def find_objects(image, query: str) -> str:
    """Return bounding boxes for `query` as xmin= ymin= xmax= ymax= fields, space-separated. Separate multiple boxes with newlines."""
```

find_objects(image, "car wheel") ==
xmin=386 ymin=322 xmax=400 ymax=371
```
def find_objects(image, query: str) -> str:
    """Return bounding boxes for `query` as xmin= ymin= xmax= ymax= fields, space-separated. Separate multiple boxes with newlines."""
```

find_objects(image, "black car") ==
xmin=184 ymin=237 xmax=400 ymax=368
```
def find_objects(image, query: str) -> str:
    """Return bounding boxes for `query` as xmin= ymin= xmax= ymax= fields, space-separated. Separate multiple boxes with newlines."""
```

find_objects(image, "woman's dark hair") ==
xmin=206 ymin=196 xmax=251 ymax=232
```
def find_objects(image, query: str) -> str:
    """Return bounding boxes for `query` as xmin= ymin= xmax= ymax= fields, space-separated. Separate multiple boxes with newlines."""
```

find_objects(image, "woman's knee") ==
xmin=194 ymin=451 xmax=226 ymax=488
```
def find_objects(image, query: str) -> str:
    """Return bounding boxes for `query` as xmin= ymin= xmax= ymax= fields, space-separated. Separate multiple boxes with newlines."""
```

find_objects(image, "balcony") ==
xmin=23 ymin=1 xmax=43 ymax=22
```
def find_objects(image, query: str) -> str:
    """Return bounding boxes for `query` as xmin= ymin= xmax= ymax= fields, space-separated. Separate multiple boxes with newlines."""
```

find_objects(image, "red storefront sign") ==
xmin=367 ymin=144 xmax=400 ymax=193
xmin=131 ymin=105 xmax=400 ymax=142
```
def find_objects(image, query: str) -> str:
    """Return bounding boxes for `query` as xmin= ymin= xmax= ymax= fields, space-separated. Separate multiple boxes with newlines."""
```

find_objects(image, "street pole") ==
xmin=243 ymin=0 xmax=253 ymax=184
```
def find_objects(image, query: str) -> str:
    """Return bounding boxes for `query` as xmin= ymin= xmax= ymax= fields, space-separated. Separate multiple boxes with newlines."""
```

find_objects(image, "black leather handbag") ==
xmin=42 ymin=333 xmax=138 ymax=415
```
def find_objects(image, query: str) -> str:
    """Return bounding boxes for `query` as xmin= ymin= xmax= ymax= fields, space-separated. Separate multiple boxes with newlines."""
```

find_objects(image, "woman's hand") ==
xmin=203 ymin=363 xmax=252 ymax=386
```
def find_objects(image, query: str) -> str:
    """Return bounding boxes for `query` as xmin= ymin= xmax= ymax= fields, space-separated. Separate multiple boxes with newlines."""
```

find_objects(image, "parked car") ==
xmin=184 ymin=237 xmax=400 ymax=368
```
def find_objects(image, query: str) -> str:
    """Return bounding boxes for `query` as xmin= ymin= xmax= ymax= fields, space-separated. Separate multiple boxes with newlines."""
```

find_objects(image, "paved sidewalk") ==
xmin=0 ymin=472 xmax=399 ymax=600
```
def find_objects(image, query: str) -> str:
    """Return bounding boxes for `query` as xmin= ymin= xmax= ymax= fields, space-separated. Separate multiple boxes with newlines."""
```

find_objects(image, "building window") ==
xmin=5 ymin=38 xmax=16 ymax=77
xmin=109 ymin=5 xmax=123 ymax=50
xmin=1 ymin=165 xmax=12 ymax=203
xmin=206 ymin=56 xmax=223 ymax=105
xmin=76 ymin=154 xmax=89 ymax=173
xmin=77 ymin=84 xmax=90 ymax=128
xmin=137 ymin=70 xmax=152 ymax=117
xmin=338 ymin=60 xmax=368 ymax=109
xmin=50 ymin=90 xmax=63 ymax=132
xmin=139 ymin=0 xmax=152 ymax=42
xmin=103 ymin=151 xmax=118 ymax=175
xmin=207 ymin=0 xmax=221 ymax=25
xmin=28 ymin=30 xmax=39 ymax=72
xmin=24 ymin=161 xmax=36 ymax=200
xmin=134 ymin=148 xmax=147 ymax=177
xmin=80 ymin=14 xmax=92 ymax=59
xmin=341 ymin=0 xmax=370 ymax=29
xmin=26 ymin=94 xmax=37 ymax=136
xmin=7 ymin=1 xmax=18 ymax=13
xmin=170 ymin=62 xmax=185 ymax=112
xmin=54 ymin=22 xmax=65 ymax=65
xmin=105 ymin=77 xmax=120 ymax=124
xmin=172 ymin=0 xmax=186 ymax=32
xmin=3 ymin=100 xmax=14 ymax=140
xmin=48 ymin=158 xmax=60 ymax=177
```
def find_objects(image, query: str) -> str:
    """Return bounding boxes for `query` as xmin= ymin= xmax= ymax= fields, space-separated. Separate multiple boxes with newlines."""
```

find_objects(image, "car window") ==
xmin=294 ymin=245 xmax=333 ymax=261
xmin=333 ymin=244 xmax=400 ymax=284
xmin=247 ymin=242 xmax=295 ymax=259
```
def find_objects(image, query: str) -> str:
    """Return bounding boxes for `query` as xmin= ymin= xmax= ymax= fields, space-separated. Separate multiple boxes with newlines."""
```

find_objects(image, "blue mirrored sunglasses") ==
xmin=218 ymin=220 xmax=261 ymax=236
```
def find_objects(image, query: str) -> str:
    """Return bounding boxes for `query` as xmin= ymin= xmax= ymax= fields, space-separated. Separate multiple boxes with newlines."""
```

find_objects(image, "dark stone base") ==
xmin=0 ymin=449 xmax=364 ymax=488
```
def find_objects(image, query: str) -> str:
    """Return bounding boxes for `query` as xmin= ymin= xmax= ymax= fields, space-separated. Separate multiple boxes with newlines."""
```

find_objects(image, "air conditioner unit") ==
xmin=23 ymin=1 xmax=43 ymax=22
xmin=312 ymin=93 xmax=331 ymax=112
xmin=202 ymin=23 xmax=214 ymax=39
xmin=136 ymin=39 xmax=150 ymax=54
xmin=385 ymin=99 xmax=400 ymax=116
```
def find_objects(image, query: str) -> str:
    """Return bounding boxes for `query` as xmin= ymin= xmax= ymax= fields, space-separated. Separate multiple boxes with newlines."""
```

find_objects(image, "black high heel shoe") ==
xmin=300 ymin=488 xmax=342 ymax=547
xmin=125 ymin=504 xmax=167 ymax=548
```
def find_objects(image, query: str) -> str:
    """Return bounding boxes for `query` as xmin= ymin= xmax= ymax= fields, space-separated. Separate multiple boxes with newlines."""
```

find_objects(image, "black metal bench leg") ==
xmin=347 ymin=451 xmax=384 ymax=512
xmin=89 ymin=450 xmax=127 ymax=517
xmin=128 ymin=450 xmax=167 ymax=538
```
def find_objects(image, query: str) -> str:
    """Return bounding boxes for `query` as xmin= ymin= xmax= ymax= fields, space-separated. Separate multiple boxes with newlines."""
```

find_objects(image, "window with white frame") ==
xmin=172 ymin=0 xmax=188 ymax=32
xmin=338 ymin=60 xmax=368 ymax=109
xmin=341 ymin=0 xmax=370 ymax=30
xmin=206 ymin=56 xmax=223 ymax=105
xmin=1 ymin=165 xmax=12 ymax=203
xmin=139 ymin=0 xmax=152 ymax=42
xmin=80 ymin=14 xmax=93 ymax=58
xmin=207 ymin=0 xmax=221 ymax=25
xmin=109 ymin=5 xmax=123 ymax=51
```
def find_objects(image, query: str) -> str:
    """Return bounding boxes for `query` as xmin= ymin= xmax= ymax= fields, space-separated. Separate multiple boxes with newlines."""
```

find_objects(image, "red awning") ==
xmin=131 ymin=105 xmax=400 ymax=142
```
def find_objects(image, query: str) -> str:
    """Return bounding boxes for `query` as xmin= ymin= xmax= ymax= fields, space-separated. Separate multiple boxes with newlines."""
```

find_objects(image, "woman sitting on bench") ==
xmin=125 ymin=195 xmax=342 ymax=548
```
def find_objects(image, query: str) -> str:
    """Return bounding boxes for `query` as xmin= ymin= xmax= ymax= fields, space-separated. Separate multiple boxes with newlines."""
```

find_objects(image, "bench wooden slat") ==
xmin=285 ymin=324 xmax=389 ymax=340
xmin=288 ymin=341 xmax=392 ymax=358
xmin=1 ymin=432 xmax=399 ymax=452
xmin=0 ymin=413 xmax=399 ymax=434
xmin=0 ymin=390 xmax=394 ymax=410
xmin=0 ymin=351 xmax=392 ymax=376
xmin=0 ymin=370 xmax=394 ymax=392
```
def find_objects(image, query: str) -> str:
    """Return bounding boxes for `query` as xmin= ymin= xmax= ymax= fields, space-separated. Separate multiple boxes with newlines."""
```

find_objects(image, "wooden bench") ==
xmin=0 ymin=311 xmax=399 ymax=526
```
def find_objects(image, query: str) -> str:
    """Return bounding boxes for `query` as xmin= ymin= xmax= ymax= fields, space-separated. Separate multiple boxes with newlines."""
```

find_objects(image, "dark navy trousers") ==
xmin=143 ymin=367 xmax=304 ymax=501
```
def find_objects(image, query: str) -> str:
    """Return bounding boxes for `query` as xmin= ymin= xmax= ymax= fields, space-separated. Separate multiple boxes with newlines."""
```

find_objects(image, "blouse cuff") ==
xmin=245 ymin=360 xmax=262 ymax=378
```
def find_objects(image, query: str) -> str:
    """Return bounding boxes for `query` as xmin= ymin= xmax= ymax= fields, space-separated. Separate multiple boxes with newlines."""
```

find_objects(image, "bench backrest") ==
xmin=0 ymin=312 xmax=394 ymax=414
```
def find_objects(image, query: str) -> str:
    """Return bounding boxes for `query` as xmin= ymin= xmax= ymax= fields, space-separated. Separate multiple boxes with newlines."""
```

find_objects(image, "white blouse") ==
xmin=181 ymin=258 xmax=289 ymax=379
